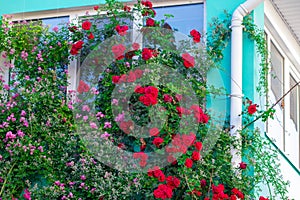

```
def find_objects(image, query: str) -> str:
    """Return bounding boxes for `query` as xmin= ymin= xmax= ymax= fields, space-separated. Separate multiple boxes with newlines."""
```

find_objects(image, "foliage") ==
xmin=0 ymin=1 xmax=290 ymax=200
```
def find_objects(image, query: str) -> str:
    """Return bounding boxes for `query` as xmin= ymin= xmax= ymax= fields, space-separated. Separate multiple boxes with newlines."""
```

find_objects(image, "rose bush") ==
xmin=0 ymin=0 xmax=288 ymax=199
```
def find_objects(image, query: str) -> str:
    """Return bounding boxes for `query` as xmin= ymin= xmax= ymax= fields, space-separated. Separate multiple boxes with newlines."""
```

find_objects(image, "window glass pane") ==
xmin=290 ymin=75 xmax=297 ymax=128
xmin=154 ymin=3 xmax=204 ymax=35
xmin=270 ymin=42 xmax=284 ymax=101
xmin=42 ymin=16 xmax=69 ymax=31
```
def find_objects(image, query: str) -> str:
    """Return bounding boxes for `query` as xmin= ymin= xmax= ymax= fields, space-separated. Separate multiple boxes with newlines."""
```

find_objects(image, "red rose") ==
xmin=146 ymin=18 xmax=155 ymax=27
xmin=132 ymin=42 xmax=140 ymax=50
xmin=149 ymin=127 xmax=159 ymax=137
xmin=139 ymin=159 xmax=147 ymax=167
xmin=70 ymin=47 xmax=79 ymax=55
xmin=230 ymin=195 xmax=238 ymax=200
xmin=127 ymin=71 xmax=136 ymax=82
xmin=175 ymin=94 xmax=182 ymax=101
xmin=88 ymin=32 xmax=94 ymax=40
xmin=134 ymin=85 xmax=145 ymax=94
xmin=191 ymin=189 xmax=202 ymax=197
xmin=194 ymin=112 xmax=209 ymax=124
xmin=239 ymin=162 xmax=247 ymax=169
xmin=190 ymin=29 xmax=201 ymax=43
xmin=231 ymin=188 xmax=244 ymax=199
xmin=194 ymin=142 xmax=203 ymax=151
xmin=142 ymin=0 xmax=153 ymax=8
xmin=166 ymin=176 xmax=180 ymax=189
xmin=111 ymin=44 xmax=126 ymax=60
xmin=123 ymin=5 xmax=131 ymax=12
xmin=247 ymin=104 xmax=257 ymax=115
xmin=115 ymin=25 xmax=128 ymax=36
xmin=117 ymin=143 xmax=126 ymax=149
xmin=77 ymin=80 xmax=90 ymax=93
xmin=153 ymin=184 xmax=173 ymax=199
xmin=191 ymin=151 xmax=201 ymax=161
xmin=185 ymin=158 xmax=193 ymax=168
xmin=93 ymin=5 xmax=99 ymax=10
xmin=82 ymin=20 xmax=92 ymax=30
xmin=119 ymin=74 xmax=127 ymax=83
xmin=167 ymin=155 xmax=176 ymax=164
xmin=112 ymin=76 xmax=121 ymax=84
xmin=153 ymin=137 xmax=164 ymax=147
xmin=200 ymin=179 xmax=206 ymax=187
xmin=120 ymin=120 xmax=133 ymax=134
xmin=68 ymin=25 xmax=78 ymax=32
xmin=139 ymin=94 xmax=157 ymax=106
xmin=163 ymin=94 xmax=173 ymax=103
xmin=134 ymin=69 xmax=143 ymax=78
xmin=142 ymin=48 xmax=153 ymax=60
xmin=144 ymin=86 xmax=159 ymax=97
xmin=182 ymin=53 xmax=195 ymax=68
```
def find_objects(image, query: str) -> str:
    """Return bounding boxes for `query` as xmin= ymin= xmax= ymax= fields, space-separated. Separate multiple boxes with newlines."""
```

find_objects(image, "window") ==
xmin=290 ymin=75 xmax=298 ymax=129
xmin=270 ymin=41 xmax=284 ymax=101
xmin=154 ymin=3 xmax=204 ymax=35
xmin=42 ymin=16 xmax=69 ymax=31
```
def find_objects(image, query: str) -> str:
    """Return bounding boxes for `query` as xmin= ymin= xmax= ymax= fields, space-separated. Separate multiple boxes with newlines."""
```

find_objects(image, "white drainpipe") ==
xmin=230 ymin=0 xmax=263 ymax=165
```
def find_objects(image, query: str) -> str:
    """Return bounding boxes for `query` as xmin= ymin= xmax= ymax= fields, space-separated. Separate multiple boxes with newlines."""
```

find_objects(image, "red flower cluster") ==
xmin=190 ymin=104 xmax=209 ymax=124
xmin=153 ymin=184 xmax=173 ymax=199
xmin=212 ymin=184 xmax=229 ymax=200
xmin=231 ymin=188 xmax=244 ymax=199
xmin=82 ymin=20 xmax=92 ymax=31
xmin=111 ymin=44 xmax=126 ymax=60
xmin=182 ymin=53 xmax=195 ymax=68
xmin=120 ymin=120 xmax=133 ymax=134
xmin=142 ymin=48 xmax=155 ymax=60
xmin=148 ymin=166 xmax=165 ymax=182
xmin=166 ymin=132 xmax=196 ymax=155
xmin=112 ymin=69 xmax=143 ymax=84
xmin=176 ymin=105 xmax=209 ymax=124
xmin=135 ymin=86 xmax=159 ymax=106
xmin=70 ymin=40 xmax=84 ymax=55
xmin=247 ymin=103 xmax=257 ymax=115
xmin=190 ymin=29 xmax=201 ymax=43
xmin=123 ymin=5 xmax=131 ymax=12
xmin=166 ymin=176 xmax=180 ymax=189
xmin=115 ymin=25 xmax=129 ymax=36
xmin=133 ymin=152 xmax=148 ymax=167
xmin=77 ymin=80 xmax=90 ymax=93
xmin=141 ymin=0 xmax=153 ymax=8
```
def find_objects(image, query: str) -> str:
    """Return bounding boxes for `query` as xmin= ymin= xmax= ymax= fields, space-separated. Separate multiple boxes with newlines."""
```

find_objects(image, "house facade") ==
xmin=0 ymin=0 xmax=299 ymax=199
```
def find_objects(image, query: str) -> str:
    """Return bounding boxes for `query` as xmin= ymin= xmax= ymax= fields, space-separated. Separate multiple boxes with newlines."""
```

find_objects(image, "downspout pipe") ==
xmin=230 ymin=0 xmax=263 ymax=165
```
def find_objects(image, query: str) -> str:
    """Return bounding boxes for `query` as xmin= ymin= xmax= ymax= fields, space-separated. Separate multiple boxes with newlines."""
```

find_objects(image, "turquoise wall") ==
xmin=206 ymin=0 xmax=264 ymax=121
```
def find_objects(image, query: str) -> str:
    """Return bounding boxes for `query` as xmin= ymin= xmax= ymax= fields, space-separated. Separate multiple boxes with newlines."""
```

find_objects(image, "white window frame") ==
xmin=265 ymin=0 xmax=300 ymax=169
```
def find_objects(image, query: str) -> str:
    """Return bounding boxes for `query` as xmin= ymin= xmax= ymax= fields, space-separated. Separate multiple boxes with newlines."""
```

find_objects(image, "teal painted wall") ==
xmin=206 ymin=0 xmax=264 ymax=122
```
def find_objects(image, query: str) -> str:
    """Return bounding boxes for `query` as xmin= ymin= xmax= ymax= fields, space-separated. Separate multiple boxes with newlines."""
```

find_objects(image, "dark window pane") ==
xmin=290 ymin=75 xmax=297 ymax=128
xmin=270 ymin=42 xmax=284 ymax=101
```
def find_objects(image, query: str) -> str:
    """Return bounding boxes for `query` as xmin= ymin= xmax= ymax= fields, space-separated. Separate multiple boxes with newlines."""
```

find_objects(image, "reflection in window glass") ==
xmin=270 ymin=41 xmax=284 ymax=101
xmin=42 ymin=16 xmax=69 ymax=31
xmin=290 ymin=75 xmax=298 ymax=129
xmin=154 ymin=4 xmax=204 ymax=35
